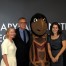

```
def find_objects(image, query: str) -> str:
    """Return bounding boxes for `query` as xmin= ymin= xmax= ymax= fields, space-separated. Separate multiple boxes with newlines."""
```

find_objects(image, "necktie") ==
xmin=23 ymin=30 xmax=26 ymax=43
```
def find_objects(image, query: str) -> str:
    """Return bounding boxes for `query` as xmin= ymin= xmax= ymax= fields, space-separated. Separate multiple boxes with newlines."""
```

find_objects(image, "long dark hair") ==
xmin=50 ymin=22 xmax=62 ymax=35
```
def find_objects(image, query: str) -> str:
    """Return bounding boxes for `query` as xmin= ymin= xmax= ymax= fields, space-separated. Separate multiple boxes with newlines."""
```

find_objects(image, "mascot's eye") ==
xmin=43 ymin=18 xmax=46 ymax=21
xmin=33 ymin=18 xmax=38 ymax=22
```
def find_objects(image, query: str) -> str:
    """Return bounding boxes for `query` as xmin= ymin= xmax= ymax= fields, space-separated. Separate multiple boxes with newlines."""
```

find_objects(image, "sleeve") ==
xmin=1 ymin=39 xmax=9 ymax=55
xmin=61 ymin=33 xmax=66 ymax=41
xmin=47 ymin=35 xmax=50 ymax=43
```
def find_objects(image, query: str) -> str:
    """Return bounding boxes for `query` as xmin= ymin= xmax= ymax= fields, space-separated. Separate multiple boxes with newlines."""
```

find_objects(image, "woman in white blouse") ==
xmin=1 ymin=27 xmax=17 ymax=66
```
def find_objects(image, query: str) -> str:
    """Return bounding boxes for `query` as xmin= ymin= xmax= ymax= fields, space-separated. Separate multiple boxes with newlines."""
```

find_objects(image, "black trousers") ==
xmin=17 ymin=60 xmax=29 ymax=66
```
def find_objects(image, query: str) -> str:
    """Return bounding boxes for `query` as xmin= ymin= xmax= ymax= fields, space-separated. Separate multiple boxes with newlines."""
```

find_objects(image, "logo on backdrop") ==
xmin=0 ymin=22 xmax=66 ymax=43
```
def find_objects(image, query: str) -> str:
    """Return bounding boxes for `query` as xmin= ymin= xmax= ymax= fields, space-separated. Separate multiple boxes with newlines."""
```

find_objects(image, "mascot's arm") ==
xmin=29 ymin=43 xmax=36 ymax=66
xmin=29 ymin=46 xmax=32 ymax=63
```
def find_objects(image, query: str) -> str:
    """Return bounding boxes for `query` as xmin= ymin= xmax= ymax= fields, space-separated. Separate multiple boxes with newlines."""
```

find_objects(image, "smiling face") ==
xmin=6 ymin=28 xmax=16 ymax=39
xmin=52 ymin=24 xmax=59 ymax=34
xmin=30 ymin=13 xmax=48 ymax=36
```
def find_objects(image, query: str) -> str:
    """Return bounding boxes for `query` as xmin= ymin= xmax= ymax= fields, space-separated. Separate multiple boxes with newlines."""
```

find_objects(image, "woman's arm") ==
xmin=2 ymin=54 xmax=9 ymax=66
xmin=55 ymin=40 xmax=66 ymax=62
xmin=47 ymin=43 xmax=56 ymax=62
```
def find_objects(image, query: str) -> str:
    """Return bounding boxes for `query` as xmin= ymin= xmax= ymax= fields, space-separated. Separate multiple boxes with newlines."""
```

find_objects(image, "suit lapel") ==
xmin=17 ymin=28 xmax=29 ymax=43
xmin=17 ymin=28 xmax=24 ymax=43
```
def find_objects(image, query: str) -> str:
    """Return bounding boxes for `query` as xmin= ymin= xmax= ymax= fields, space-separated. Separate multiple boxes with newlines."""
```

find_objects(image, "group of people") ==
xmin=0 ymin=17 xmax=66 ymax=66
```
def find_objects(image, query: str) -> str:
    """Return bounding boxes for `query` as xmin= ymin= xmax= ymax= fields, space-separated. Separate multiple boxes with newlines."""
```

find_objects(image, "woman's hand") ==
xmin=6 ymin=64 xmax=9 ymax=66
xmin=54 ymin=55 xmax=59 ymax=62
xmin=51 ymin=57 xmax=56 ymax=63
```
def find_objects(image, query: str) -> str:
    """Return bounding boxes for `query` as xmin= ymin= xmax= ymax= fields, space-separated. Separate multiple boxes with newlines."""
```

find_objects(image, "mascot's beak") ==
xmin=36 ymin=20 xmax=44 ymax=32
xmin=42 ymin=21 xmax=44 ymax=28
xmin=38 ymin=19 xmax=44 ymax=29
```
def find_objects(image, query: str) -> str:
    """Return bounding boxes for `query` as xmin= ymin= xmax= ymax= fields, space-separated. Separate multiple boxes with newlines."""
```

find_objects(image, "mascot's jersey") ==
xmin=31 ymin=35 xmax=47 ymax=61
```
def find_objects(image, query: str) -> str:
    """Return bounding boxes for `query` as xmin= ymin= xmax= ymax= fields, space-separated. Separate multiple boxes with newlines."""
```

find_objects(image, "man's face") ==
xmin=18 ymin=19 xmax=27 ymax=30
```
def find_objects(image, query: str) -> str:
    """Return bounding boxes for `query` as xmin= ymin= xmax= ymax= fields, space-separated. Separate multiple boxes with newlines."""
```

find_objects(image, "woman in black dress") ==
xmin=47 ymin=22 xmax=66 ymax=66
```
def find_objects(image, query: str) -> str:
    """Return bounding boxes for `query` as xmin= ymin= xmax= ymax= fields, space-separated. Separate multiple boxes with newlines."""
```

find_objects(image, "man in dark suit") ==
xmin=13 ymin=17 xmax=31 ymax=66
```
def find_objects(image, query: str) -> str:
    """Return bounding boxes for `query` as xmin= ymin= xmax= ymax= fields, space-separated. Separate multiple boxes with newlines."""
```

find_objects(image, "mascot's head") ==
xmin=30 ymin=13 xmax=48 ymax=37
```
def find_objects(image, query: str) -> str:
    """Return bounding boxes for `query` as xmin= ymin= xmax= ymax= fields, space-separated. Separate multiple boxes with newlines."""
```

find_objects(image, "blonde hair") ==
xmin=5 ymin=27 xmax=15 ymax=38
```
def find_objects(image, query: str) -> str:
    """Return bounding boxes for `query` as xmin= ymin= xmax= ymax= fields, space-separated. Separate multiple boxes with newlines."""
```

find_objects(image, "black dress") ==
xmin=47 ymin=34 xmax=66 ymax=66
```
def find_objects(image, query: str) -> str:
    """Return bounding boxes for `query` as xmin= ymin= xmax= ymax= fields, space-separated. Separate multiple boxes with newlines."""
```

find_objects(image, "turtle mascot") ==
xmin=30 ymin=13 xmax=49 ymax=66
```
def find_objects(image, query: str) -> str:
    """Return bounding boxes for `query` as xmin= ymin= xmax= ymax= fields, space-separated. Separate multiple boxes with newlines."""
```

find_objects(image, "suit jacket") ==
xmin=13 ymin=28 xmax=31 ymax=66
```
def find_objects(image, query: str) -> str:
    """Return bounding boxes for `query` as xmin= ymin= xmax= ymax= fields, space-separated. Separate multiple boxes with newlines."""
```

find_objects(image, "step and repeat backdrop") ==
xmin=0 ymin=0 xmax=66 ymax=62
